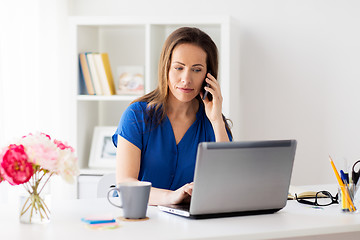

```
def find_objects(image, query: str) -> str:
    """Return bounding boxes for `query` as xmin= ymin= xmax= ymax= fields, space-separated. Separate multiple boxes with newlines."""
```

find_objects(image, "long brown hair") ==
xmin=133 ymin=27 xmax=232 ymax=137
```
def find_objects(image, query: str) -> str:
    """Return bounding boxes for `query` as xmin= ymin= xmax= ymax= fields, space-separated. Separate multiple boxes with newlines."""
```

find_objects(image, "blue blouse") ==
xmin=112 ymin=101 xmax=231 ymax=190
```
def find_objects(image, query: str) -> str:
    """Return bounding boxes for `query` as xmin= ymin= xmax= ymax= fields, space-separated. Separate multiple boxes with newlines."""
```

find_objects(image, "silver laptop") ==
xmin=158 ymin=140 xmax=297 ymax=219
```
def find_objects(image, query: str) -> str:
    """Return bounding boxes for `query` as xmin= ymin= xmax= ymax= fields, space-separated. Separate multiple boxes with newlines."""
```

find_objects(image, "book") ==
xmin=79 ymin=53 xmax=95 ymax=95
xmin=288 ymin=191 xmax=328 ymax=200
xmin=86 ymin=52 xmax=103 ymax=95
xmin=78 ymin=62 xmax=89 ymax=95
xmin=78 ymin=61 xmax=88 ymax=95
xmin=101 ymin=53 xmax=116 ymax=95
xmin=93 ymin=53 xmax=111 ymax=95
xmin=116 ymin=65 xmax=144 ymax=95
xmin=93 ymin=53 xmax=116 ymax=95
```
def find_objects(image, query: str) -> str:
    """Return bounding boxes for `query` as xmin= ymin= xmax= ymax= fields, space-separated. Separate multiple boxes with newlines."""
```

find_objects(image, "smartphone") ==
xmin=202 ymin=72 xmax=213 ymax=101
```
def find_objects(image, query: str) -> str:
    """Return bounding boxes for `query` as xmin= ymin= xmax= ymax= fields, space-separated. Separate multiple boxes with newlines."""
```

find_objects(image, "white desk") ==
xmin=1 ymin=187 xmax=360 ymax=240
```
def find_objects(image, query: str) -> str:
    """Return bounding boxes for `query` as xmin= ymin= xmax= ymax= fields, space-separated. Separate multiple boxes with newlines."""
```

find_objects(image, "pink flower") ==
xmin=54 ymin=139 xmax=75 ymax=152
xmin=41 ymin=133 xmax=51 ymax=140
xmin=1 ymin=132 xmax=79 ymax=186
xmin=22 ymin=132 xmax=51 ymax=140
xmin=1 ymin=144 xmax=34 ymax=185
xmin=0 ymin=149 xmax=4 ymax=183
xmin=19 ymin=133 xmax=59 ymax=172
xmin=26 ymin=143 xmax=59 ymax=171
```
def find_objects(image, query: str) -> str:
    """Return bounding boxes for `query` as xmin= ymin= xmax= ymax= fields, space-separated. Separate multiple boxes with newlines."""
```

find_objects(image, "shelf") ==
xmin=70 ymin=15 xmax=231 ymax=174
xmin=77 ymin=95 xmax=139 ymax=101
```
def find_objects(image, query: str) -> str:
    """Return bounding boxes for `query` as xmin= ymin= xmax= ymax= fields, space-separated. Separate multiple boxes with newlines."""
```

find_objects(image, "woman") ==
xmin=112 ymin=27 xmax=232 ymax=206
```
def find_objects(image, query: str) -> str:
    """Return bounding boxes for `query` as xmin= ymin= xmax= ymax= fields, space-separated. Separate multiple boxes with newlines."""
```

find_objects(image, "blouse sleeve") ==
xmin=112 ymin=102 xmax=144 ymax=150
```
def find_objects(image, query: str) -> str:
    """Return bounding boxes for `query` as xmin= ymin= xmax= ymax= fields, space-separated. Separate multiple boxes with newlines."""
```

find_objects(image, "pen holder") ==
xmin=338 ymin=185 xmax=358 ymax=213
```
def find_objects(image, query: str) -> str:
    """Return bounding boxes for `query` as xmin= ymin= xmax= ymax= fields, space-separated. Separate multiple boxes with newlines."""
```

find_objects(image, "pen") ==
xmin=340 ymin=170 xmax=350 ymax=210
xmin=329 ymin=156 xmax=356 ymax=212
xmin=340 ymin=170 xmax=347 ymax=184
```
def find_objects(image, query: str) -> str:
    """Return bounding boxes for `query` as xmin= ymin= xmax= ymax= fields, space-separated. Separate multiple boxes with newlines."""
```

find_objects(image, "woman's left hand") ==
xmin=201 ymin=73 xmax=223 ymax=124
xmin=167 ymin=182 xmax=193 ymax=205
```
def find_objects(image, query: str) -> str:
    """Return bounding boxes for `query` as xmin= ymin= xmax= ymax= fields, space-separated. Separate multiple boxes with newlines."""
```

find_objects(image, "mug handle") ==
xmin=107 ymin=187 xmax=122 ymax=208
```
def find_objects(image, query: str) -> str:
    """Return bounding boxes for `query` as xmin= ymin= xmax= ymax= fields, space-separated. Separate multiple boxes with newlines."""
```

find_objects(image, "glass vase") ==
xmin=19 ymin=192 xmax=51 ymax=224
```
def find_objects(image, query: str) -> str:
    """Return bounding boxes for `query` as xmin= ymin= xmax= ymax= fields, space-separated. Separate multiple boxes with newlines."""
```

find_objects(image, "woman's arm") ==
xmin=211 ymin=118 xmax=229 ymax=142
xmin=116 ymin=136 xmax=193 ymax=205
xmin=115 ymin=136 xmax=141 ymax=183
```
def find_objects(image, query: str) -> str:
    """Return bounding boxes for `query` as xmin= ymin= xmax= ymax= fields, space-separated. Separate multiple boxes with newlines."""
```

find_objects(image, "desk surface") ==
xmin=1 ymin=185 xmax=360 ymax=240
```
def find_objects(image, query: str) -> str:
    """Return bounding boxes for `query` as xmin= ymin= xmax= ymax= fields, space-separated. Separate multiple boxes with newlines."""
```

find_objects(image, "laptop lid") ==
xmin=158 ymin=140 xmax=297 ymax=219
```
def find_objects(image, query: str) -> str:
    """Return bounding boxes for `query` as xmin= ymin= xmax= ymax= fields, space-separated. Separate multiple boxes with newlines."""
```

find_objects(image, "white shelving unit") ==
xmin=68 ymin=16 xmax=231 ymax=198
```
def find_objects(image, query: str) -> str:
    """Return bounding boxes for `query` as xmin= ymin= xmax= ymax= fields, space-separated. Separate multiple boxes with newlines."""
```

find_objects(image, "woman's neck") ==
xmin=166 ymin=95 xmax=199 ymax=118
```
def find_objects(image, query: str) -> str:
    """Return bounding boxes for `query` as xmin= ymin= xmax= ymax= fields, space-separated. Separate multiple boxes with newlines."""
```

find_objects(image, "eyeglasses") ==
xmin=295 ymin=191 xmax=339 ymax=206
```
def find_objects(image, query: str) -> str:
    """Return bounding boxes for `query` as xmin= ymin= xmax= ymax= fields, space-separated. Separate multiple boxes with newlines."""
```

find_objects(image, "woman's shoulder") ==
xmin=126 ymin=101 xmax=148 ymax=112
xmin=125 ymin=100 xmax=164 ymax=126
xmin=120 ymin=101 xmax=148 ymax=120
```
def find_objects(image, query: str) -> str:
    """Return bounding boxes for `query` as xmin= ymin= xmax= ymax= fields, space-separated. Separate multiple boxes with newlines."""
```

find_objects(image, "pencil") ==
xmin=329 ymin=156 xmax=356 ymax=212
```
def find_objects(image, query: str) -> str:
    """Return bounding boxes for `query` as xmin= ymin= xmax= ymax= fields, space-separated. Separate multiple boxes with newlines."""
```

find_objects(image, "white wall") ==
xmin=68 ymin=0 xmax=360 ymax=186
xmin=0 ymin=0 xmax=74 ymax=201
xmin=0 ymin=0 xmax=72 ymax=144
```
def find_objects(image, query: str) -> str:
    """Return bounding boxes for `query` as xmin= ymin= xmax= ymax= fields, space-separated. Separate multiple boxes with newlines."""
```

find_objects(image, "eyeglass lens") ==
xmin=296 ymin=191 xmax=337 ymax=206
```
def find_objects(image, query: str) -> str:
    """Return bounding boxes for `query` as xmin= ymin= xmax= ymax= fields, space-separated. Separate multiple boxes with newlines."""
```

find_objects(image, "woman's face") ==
xmin=168 ymin=43 xmax=207 ymax=103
